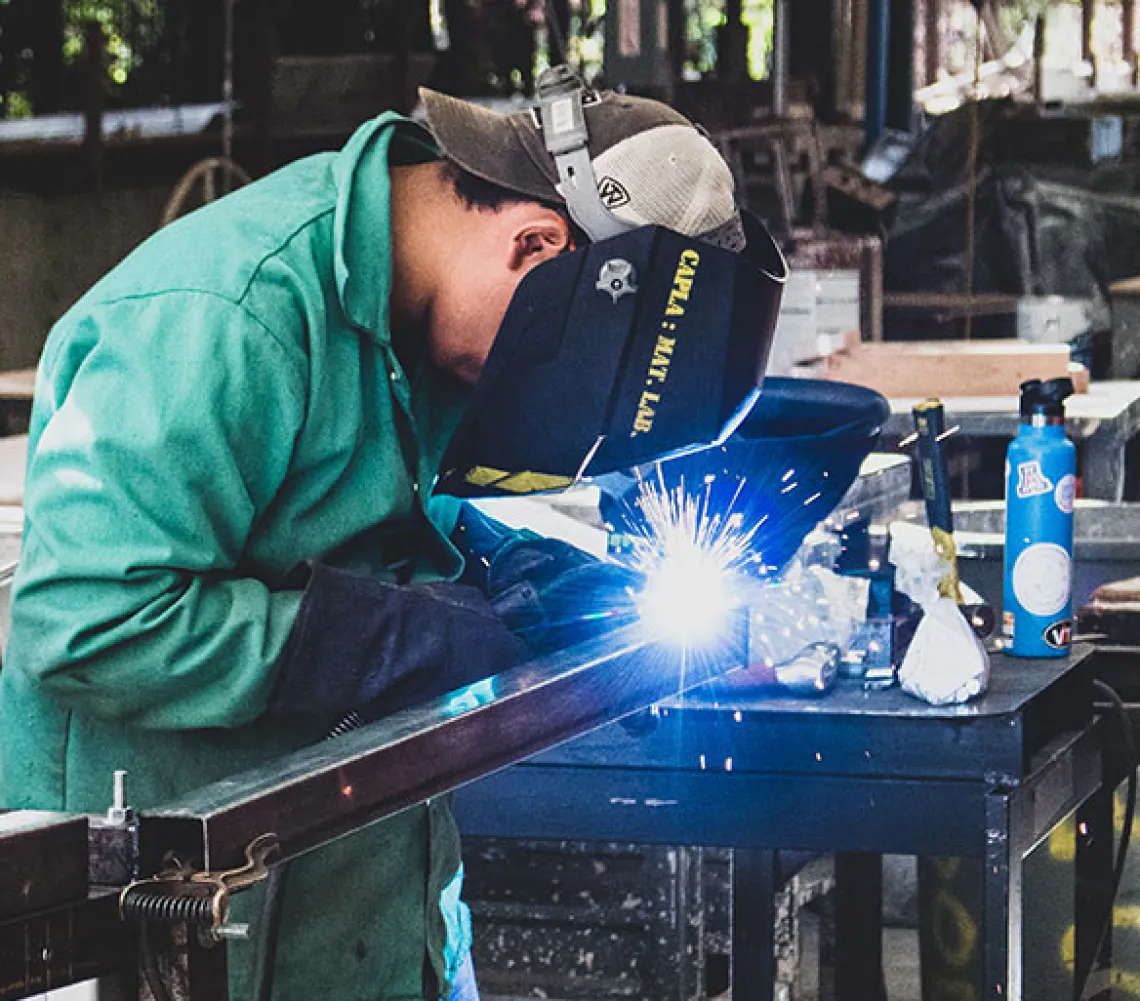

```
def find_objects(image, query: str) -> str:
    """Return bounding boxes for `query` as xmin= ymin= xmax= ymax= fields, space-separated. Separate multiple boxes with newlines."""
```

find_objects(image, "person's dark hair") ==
xmin=442 ymin=158 xmax=532 ymax=211
xmin=442 ymin=158 xmax=587 ymax=248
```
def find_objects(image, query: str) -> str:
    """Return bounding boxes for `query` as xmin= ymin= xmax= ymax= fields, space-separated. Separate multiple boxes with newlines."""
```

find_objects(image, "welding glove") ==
xmin=455 ymin=504 xmax=642 ymax=654
xmin=269 ymin=562 xmax=528 ymax=721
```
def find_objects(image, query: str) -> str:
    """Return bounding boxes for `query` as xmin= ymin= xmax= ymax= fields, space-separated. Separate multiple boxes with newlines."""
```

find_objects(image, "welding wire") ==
xmin=251 ymin=862 xmax=291 ymax=1001
xmin=140 ymin=922 xmax=176 ymax=1001
xmin=246 ymin=710 xmax=364 ymax=997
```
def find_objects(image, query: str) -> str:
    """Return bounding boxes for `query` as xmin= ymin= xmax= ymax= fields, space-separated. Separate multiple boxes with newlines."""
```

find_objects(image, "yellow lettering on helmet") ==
xmin=632 ymin=249 xmax=702 ymax=434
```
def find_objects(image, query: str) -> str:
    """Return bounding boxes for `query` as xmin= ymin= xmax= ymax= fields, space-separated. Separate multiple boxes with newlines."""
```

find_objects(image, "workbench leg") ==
xmin=834 ymin=852 xmax=886 ymax=1001
xmin=1082 ymin=438 xmax=1126 ymax=502
xmin=1076 ymin=782 xmax=1116 ymax=999
xmin=983 ymin=788 xmax=1023 ymax=1001
xmin=731 ymin=849 xmax=777 ymax=1001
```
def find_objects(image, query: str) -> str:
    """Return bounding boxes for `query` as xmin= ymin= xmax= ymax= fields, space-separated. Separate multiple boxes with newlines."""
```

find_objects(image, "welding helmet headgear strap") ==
xmin=536 ymin=66 xmax=631 ymax=242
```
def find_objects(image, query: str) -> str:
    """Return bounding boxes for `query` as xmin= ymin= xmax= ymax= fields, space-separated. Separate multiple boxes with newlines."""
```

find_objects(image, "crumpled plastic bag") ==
xmin=890 ymin=522 xmax=989 ymax=706
xmin=743 ymin=564 xmax=870 ymax=668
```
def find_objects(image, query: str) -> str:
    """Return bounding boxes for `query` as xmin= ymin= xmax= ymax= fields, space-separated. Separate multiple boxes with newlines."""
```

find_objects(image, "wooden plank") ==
xmin=0 ymin=370 xmax=35 ymax=401
xmin=883 ymin=291 xmax=1020 ymax=317
xmin=821 ymin=340 xmax=1083 ymax=397
xmin=0 ymin=436 xmax=27 ymax=508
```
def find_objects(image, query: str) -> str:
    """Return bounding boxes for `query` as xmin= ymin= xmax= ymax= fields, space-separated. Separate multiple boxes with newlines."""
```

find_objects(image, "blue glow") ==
xmin=626 ymin=472 xmax=752 ymax=651
xmin=637 ymin=538 xmax=736 ymax=647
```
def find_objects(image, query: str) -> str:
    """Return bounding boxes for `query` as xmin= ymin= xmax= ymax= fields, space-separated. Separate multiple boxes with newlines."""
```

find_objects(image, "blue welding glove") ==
xmin=455 ymin=504 xmax=642 ymax=654
xmin=270 ymin=562 xmax=528 ymax=721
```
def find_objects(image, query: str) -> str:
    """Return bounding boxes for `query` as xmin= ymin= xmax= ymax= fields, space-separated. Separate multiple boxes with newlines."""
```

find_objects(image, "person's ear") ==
xmin=507 ymin=208 xmax=571 ymax=272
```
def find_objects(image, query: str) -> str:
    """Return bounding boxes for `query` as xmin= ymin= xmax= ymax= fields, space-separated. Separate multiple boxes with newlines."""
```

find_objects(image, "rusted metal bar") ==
xmin=0 ymin=812 xmax=87 ymax=922
xmin=139 ymin=622 xmax=747 ymax=874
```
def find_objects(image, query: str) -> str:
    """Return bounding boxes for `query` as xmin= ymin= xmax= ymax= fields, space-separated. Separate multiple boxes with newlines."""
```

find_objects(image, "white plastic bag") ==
xmin=743 ymin=565 xmax=869 ymax=668
xmin=890 ymin=522 xmax=990 ymax=706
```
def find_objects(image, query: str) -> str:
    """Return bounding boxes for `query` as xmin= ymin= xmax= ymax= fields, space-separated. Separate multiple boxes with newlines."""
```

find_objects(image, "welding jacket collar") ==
xmin=333 ymin=115 xmax=440 ymax=345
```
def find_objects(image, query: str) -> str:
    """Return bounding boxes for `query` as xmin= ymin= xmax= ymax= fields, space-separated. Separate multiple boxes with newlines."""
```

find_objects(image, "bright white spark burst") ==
xmin=627 ymin=469 xmax=760 ymax=649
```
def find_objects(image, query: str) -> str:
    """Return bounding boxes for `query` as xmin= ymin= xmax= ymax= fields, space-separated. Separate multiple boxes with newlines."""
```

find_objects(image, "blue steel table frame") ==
xmin=456 ymin=649 xmax=1104 ymax=1001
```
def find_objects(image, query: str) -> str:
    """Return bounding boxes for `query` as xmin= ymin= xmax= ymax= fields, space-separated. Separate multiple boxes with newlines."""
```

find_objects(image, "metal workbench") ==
xmin=456 ymin=648 xmax=1104 ymax=1001
xmin=883 ymin=380 xmax=1140 ymax=501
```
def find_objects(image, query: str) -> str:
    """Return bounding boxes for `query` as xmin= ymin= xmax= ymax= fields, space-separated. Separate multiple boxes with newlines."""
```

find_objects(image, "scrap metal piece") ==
xmin=139 ymin=622 xmax=747 ymax=874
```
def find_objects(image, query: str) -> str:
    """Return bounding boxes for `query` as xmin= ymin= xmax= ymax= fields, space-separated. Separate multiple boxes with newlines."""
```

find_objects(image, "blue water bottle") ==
xmin=1003 ymin=377 xmax=1077 ymax=657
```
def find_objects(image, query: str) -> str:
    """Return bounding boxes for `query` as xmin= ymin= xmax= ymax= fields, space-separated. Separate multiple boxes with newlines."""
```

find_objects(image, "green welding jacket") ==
xmin=0 ymin=114 xmax=477 ymax=1000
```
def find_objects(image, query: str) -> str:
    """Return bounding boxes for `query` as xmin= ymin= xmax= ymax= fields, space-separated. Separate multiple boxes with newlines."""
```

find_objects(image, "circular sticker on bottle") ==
xmin=1055 ymin=474 xmax=1076 ymax=515
xmin=1012 ymin=543 xmax=1072 ymax=617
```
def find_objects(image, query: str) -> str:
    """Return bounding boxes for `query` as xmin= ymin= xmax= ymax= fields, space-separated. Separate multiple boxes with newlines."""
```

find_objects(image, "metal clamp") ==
xmin=120 ymin=833 xmax=279 ymax=933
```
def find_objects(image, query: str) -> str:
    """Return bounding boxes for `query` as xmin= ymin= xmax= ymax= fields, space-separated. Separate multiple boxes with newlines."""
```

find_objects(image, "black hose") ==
xmin=249 ymin=711 xmax=366 ymax=999
xmin=250 ymin=861 xmax=291 ymax=1001
xmin=544 ymin=0 xmax=568 ymax=63
xmin=1073 ymin=680 xmax=1138 ymax=1001
xmin=140 ymin=921 xmax=176 ymax=1001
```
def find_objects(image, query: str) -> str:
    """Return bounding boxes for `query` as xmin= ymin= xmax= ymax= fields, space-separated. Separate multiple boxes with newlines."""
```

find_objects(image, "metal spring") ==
xmin=325 ymin=711 xmax=363 ymax=740
xmin=121 ymin=888 xmax=216 ymax=925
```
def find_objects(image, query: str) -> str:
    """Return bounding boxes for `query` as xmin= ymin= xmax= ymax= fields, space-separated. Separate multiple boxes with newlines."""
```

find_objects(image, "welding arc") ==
xmin=251 ymin=862 xmax=291 ymax=1001
xmin=1073 ymin=680 xmax=1138 ymax=1001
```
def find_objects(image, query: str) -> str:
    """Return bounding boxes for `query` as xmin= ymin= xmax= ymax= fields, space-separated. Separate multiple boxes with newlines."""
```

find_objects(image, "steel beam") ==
xmin=0 ymin=812 xmax=87 ymax=922
xmin=139 ymin=622 xmax=748 ymax=873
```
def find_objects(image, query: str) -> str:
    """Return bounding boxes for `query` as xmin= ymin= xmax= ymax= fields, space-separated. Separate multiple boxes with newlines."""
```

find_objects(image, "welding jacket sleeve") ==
xmin=269 ymin=565 xmax=528 ymax=719
xmin=6 ymin=295 xmax=310 ymax=730
xmin=454 ymin=503 xmax=641 ymax=654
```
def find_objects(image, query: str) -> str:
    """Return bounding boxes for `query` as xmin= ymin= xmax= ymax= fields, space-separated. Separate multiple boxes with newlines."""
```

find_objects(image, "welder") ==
xmin=0 ymin=68 xmax=784 ymax=1001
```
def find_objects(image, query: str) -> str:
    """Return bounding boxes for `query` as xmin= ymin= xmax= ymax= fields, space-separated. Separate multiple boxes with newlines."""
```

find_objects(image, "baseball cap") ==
xmin=420 ymin=68 xmax=745 ymax=250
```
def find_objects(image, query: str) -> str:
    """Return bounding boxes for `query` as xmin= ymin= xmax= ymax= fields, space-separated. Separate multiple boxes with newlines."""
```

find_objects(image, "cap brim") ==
xmin=420 ymin=88 xmax=561 ymax=205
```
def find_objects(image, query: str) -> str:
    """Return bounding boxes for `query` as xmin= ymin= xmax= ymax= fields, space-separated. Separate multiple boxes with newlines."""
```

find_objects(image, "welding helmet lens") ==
xmin=433 ymin=212 xmax=787 ymax=498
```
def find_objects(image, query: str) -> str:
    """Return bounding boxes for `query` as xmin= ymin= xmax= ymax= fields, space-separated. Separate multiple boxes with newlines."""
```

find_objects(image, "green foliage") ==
xmin=0 ymin=91 xmax=33 ymax=119
xmin=61 ymin=0 xmax=163 ymax=92
xmin=687 ymin=0 xmax=774 ymax=80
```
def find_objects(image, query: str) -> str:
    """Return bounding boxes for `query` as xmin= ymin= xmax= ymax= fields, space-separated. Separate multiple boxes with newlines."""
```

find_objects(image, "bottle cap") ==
xmin=1019 ymin=377 xmax=1074 ymax=419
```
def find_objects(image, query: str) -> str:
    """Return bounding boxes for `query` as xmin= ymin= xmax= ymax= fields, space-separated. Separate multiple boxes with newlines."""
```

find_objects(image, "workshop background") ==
xmin=8 ymin=1 xmax=1140 ymax=1000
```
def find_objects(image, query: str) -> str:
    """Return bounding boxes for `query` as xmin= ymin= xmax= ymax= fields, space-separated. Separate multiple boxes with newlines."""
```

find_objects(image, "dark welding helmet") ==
xmin=433 ymin=211 xmax=787 ymax=498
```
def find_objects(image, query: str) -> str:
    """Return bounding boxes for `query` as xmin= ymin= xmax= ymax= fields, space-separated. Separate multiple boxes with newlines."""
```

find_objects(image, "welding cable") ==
xmin=250 ymin=860 xmax=291 ymax=1001
xmin=249 ymin=710 xmax=362 ymax=1001
xmin=1072 ymin=679 xmax=1138 ymax=1001
xmin=544 ymin=0 xmax=568 ymax=63
xmin=139 ymin=921 xmax=176 ymax=1001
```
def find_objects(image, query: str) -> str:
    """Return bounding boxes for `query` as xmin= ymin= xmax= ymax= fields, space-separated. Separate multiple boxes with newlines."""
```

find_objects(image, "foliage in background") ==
xmin=62 ymin=0 xmax=161 ymax=88
xmin=685 ymin=0 xmax=773 ymax=80
xmin=1 ymin=0 xmax=778 ymax=120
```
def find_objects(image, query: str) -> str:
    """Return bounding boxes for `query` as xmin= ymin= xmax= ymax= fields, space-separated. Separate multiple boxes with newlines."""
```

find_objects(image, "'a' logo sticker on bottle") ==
xmin=1016 ymin=460 xmax=1053 ymax=499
